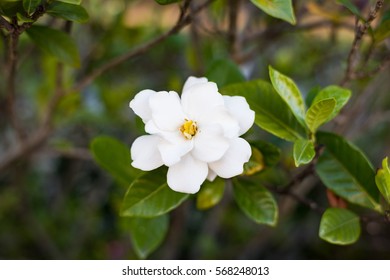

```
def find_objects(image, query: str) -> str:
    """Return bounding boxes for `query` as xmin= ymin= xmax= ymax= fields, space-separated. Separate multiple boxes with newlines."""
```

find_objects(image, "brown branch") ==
xmin=0 ymin=0 xmax=215 ymax=172
xmin=353 ymin=54 xmax=390 ymax=80
xmin=71 ymin=0 xmax=214 ymax=93
xmin=340 ymin=0 xmax=384 ymax=86
xmin=0 ymin=15 xmax=13 ymax=32
xmin=227 ymin=0 xmax=240 ymax=58
xmin=6 ymin=31 xmax=25 ymax=139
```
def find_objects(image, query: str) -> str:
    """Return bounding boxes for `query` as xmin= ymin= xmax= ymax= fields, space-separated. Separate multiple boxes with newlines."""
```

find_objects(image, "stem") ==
xmin=340 ymin=0 xmax=384 ymax=86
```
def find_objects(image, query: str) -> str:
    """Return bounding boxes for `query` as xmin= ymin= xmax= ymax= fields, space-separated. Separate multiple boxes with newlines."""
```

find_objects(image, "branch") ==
xmin=353 ymin=54 xmax=390 ymax=80
xmin=72 ymin=0 xmax=214 ymax=93
xmin=0 ymin=0 xmax=215 ymax=172
xmin=340 ymin=0 xmax=384 ymax=86
xmin=0 ymin=15 xmax=13 ymax=32
xmin=6 ymin=30 xmax=25 ymax=139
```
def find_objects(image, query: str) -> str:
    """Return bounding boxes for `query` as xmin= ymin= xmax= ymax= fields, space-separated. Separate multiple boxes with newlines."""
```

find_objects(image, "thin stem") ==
xmin=340 ymin=0 xmax=384 ymax=86
xmin=6 ymin=32 xmax=25 ymax=139
xmin=0 ymin=15 xmax=13 ymax=32
xmin=72 ymin=0 xmax=214 ymax=93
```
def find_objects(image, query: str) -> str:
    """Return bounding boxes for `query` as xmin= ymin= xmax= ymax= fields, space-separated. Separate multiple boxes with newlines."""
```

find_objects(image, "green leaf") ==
xmin=221 ymin=80 xmax=307 ymax=142
xmin=0 ymin=0 xmax=24 ymax=17
xmin=250 ymin=140 xmax=281 ymax=167
xmin=250 ymin=0 xmax=296 ymax=25
xmin=305 ymin=86 xmax=321 ymax=108
xmin=312 ymin=86 xmax=351 ymax=121
xmin=90 ymin=136 xmax=141 ymax=186
xmin=47 ymin=1 xmax=89 ymax=23
xmin=374 ymin=11 xmax=390 ymax=43
xmin=269 ymin=66 xmax=306 ymax=126
xmin=196 ymin=178 xmax=225 ymax=210
xmin=336 ymin=0 xmax=364 ymax=20
xmin=293 ymin=139 xmax=315 ymax=167
xmin=121 ymin=169 xmax=189 ymax=218
xmin=375 ymin=157 xmax=390 ymax=204
xmin=56 ymin=0 xmax=82 ymax=4
xmin=17 ymin=12 xmax=34 ymax=23
xmin=233 ymin=178 xmax=278 ymax=226
xmin=316 ymin=132 xmax=382 ymax=212
xmin=244 ymin=147 xmax=265 ymax=176
xmin=155 ymin=0 xmax=182 ymax=5
xmin=127 ymin=215 xmax=169 ymax=259
xmin=206 ymin=59 xmax=245 ymax=88
xmin=26 ymin=25 xmax=80 ymax=67
xmin=319 ymin=208 xmax=361 ymax=245
xmin=23 ymin=0 xmax=41 ymax=15
xmin=305 ymin=98 xmax=336 ymax=133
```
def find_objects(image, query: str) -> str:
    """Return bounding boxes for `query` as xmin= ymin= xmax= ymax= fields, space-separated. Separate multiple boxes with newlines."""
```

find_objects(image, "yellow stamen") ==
xmin=180 ymin=119 xmax=198 ymax=140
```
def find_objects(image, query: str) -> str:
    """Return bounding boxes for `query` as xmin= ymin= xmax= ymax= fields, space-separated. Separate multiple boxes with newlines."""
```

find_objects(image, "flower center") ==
xmin=180 ymin=119 xmax=198 ymax=140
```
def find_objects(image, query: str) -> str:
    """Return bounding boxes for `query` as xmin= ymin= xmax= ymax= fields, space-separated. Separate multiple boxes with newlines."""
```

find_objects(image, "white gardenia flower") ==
xmin=129 ymin=77 xmax=255 ymax=194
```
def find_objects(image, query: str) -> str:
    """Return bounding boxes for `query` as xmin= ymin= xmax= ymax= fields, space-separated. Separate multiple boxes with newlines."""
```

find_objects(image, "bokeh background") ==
xmin=1 ymin=0 xmax=390 ymax=259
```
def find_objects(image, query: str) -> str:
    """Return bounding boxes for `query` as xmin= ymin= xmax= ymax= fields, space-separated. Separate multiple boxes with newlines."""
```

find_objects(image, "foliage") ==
xmin=1 ymin=0 xmax=390 ymax=260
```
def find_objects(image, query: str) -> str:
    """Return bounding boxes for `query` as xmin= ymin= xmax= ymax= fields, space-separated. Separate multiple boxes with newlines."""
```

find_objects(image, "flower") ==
xmin=129 ymin=77 xmax=255 ymax=194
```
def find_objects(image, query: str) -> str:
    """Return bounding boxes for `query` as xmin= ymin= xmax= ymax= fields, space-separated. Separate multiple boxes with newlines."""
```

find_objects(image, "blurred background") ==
xmin=0 ymin=0 xmax=390 ymax=259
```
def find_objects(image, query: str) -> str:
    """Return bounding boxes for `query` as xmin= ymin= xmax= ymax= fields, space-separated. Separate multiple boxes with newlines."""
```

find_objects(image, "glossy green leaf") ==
xmin=57 ymin=0 xmax=82 ymax=4
xmin=221 ymin=80 xmax=307 ymax=142
xmin=319 ymin=208 xmax=361 ymax=245
xmin=196 ymin=178 xmax=225 ymax=210
xmin=374 ymin=11 xmax=390 ymax=42
xmin=17 ymin=11 xmax=34 ymax=23
xmin=293 ymin=139 xmax=315 ymax=167
xmin=155 ymin=0 xmax=181 ymax=5
xmin=269 ymin=66 xmax=306 ymax=126
xmin=305 ymin=98 xmax=336 ymax=133
xmin=121 ymin=169 xmax=189 ymax=218
xmin=0 ymin=0 xmax=24 ymax=17
xmin=375 ymin=157 xmax=390 ymax=204
xmin=128 ymin=215 xmax=169 ymax=259
xmin=250 ymin=140 xmax=281 ymax=167
xmin=336 ymin=0 xmax=364 ymax=20
xmin=305 ymin=86 xmax=321 ymax=108
xmin=26 ymin=25 xmax=80 ymax=67
xmin=23 ymin=0 xmax=41 ymax=15
xmin=312 ymin=86 xmax=351 ymax=121
xmin=206 ymin=59 xmax=245 ymax=88
xmin=316 ymin=132 xmax=382 ymax=212
xmin=233 ymin=178 xmax=278 ymax=226
xmin=90 ymin=136 xmax=141 ymax=186
xmin=250 ymin=0 xmax=296 ymax=25
xmin=244 ymin=147 xmax=265 ymax=176
xmin=47 ymin=1 xmax=89 ymax=23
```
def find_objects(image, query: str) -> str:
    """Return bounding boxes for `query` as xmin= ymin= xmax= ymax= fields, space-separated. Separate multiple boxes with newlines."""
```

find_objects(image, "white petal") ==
xmin=182 ymin=76 xmax=208 ymax=93
xmin=157 ymin=132 xmax=193 ymax=166
xmin=167 ymin=154 xmax=208 ymax=194
xmin=223 ymin=96 xmax=255 ymax=135
xmin=207 ymin=169 xmax=217 ymax=181
xmin=198 ymin=106 xmax=240 ymax=138
xmin=209 ymin=138 xmax=251 ymax=178
xmin=131 ymin=135 xmax=163 ymax=171
xmin=145 ymin=120 xmax=161 ymax=134
xmin=129 ymin=89 xmax=155 ymax=123
xmin=149 ymin=91 xmax=186 ymax=132
xmin=181 ymin=82 xmax=224 ymax=120
xmin=192 ymin=124 xmax=229 ymax=162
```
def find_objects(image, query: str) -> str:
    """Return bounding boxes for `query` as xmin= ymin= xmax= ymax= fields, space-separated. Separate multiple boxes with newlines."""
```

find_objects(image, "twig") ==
xmin=0 ymin=0 xmax=215 ymax=172
xmin=340 ymin=0 xmax=384 ymax=86
xmin=6 ymin=31 xmax=25 ymax=139
xmin=71 ymin=0 xmax=214 ymax=93
xmin=353 ymin=55 xmax=390 ymax=80
xmin=227 ymin=0 xmax=240 ymax=57
xmin=0 ymin=15 xmax=13 ymax=32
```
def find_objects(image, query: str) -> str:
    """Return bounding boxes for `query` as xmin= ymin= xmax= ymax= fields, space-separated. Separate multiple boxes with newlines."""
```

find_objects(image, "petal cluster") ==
xmin=129 ymin=77 xmax=255 ymax=194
